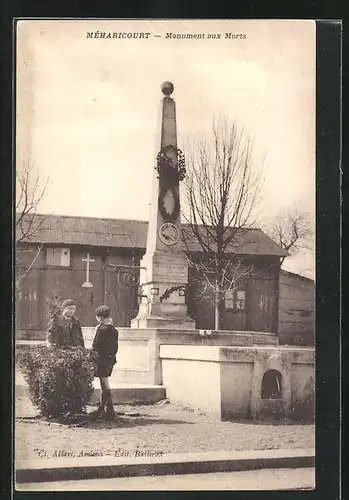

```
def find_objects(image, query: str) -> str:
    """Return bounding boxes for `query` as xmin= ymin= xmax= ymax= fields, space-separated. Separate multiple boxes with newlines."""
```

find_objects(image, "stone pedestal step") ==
xmin=15 ymin=371 xmax=166 ymax=405
xmin=91 ymin=383 xmax=166 ymax=405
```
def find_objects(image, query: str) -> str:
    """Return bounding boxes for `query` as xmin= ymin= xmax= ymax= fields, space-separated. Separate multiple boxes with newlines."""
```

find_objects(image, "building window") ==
xmin=225 ymin=289 xmax=246 ymax=311
xmin=261 ymin=370 xmax=282 ymax=399
xmin=236 ymin=290 xmax=246 ymax=310
xmin=46 ymin=247 xmax=70 ymax=267
xmin=225 ymin=290 xmax=234 ymax=309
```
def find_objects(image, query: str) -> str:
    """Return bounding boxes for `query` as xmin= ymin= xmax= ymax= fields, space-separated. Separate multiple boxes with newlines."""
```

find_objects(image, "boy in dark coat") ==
xmin=90 ymin=305 xmax=118 ymax=421
xmin=46 ymin=299 xmax=85 ymax=349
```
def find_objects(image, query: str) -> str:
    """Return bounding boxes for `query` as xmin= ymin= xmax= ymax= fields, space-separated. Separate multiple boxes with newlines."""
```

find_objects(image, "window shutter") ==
xmin=46 ymin=247 xmax=70 ymax=267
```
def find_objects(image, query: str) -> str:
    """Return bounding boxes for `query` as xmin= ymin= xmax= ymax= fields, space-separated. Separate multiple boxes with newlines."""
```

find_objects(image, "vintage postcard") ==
xmin=15 ymin=19 xmax=316 ymax=491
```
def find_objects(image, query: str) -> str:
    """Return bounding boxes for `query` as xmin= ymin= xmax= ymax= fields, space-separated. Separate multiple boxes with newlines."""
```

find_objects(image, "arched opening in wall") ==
xmin=261 ymin=370 xmax=282 ymax=399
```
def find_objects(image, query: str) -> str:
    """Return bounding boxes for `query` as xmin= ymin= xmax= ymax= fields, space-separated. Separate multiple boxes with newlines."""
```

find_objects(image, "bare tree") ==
xmin=267 ymin=208 xmax=314 ymax=265
xmin=181 ymin=116 xmax=265 ymax=330
xmin=16 ymin=160 xmax=50 ymax=287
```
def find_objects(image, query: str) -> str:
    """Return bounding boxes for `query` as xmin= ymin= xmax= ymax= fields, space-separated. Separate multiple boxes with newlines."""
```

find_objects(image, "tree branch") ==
xmin=16 ymin=245 xmax=42 ymax=287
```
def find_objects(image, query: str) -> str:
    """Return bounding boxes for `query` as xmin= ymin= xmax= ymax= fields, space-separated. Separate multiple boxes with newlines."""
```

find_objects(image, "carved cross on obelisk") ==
xmin=131 ymin=81 xmax=195 ymax=329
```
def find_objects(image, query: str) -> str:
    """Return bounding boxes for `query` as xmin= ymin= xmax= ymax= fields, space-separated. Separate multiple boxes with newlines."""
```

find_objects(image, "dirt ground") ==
xmin=15 ymin=392 xmax=315 ymax=462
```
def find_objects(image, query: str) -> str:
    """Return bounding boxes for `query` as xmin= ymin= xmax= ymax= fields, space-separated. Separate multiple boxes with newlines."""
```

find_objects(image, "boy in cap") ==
xmin=46 ymin=298 xmax=85 ymax=349
xmin=89 ymin=305 xmax=118 ymax=421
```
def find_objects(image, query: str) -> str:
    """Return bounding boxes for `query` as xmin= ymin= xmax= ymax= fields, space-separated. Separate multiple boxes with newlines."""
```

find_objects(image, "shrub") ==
xmin=19 ymin=345 xmax=95 ymax=420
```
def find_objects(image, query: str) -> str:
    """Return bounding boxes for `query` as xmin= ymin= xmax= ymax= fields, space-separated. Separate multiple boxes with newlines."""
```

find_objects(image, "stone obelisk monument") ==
xmin=131 ymin=82 xmax=195 ymax=329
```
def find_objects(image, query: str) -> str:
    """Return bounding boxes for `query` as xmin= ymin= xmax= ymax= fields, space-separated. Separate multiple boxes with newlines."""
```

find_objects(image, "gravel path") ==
xmin=15 ymin=394 xmax=315 ymax=462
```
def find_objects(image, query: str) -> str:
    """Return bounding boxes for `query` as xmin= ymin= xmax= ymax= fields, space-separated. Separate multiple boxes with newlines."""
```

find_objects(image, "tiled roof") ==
xmin=280 ymin=269 xmax=315 ymax=283
xmin=16 ymin=213 xmax=287 ymax=257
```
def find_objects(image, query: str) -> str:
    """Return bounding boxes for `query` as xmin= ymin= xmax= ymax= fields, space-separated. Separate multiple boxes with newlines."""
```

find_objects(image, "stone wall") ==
xmin=160 ymin=344 xmax=315 ymax=421
xmin=113 ymin=328 xmax=278 ymax=385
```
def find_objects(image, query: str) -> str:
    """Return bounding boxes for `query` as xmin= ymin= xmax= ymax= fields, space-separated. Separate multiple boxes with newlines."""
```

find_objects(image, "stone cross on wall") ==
xmin=82 ymin=252 xmax=95 ymax=288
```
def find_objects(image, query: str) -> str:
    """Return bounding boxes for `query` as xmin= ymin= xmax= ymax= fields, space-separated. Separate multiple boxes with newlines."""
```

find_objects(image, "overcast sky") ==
xmin=16 ymin=19 xmax=316 ymax=278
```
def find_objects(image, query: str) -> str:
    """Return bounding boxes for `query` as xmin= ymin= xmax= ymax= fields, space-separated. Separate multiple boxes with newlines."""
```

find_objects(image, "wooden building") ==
xmin=16 ymin=214 xmax=290 ymax=340
xmin=278 ymin=269 xmax=315 ymax=346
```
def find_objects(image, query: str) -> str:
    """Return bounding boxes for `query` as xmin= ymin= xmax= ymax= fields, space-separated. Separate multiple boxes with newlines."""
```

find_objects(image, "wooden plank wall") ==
xmin=278 ymin=271 xmax=315 ymax=345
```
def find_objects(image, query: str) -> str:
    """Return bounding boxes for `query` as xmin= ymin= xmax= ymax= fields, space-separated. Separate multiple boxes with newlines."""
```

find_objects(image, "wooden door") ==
xmin=248 ymin=279 xmax=276 ymax=333
xmin=194 ymin=295 xmax=215 ymax=330
xmin=105 ymin=269 xmax=139 ymax=327
xmin=16 ymin=276 xmax=40 ymax=330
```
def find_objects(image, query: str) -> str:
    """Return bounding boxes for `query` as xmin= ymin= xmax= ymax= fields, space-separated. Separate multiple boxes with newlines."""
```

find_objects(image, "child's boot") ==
xmin=103 ymin=389 xmax=116 ymax=421
xmin=88 ymin=393 xmax=105 ymax=420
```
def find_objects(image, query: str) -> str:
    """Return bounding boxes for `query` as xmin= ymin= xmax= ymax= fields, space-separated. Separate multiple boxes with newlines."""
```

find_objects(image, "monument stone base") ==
xmin=131 ymin=315 xmax=195 ymax=330
xmin=131 ymin=251 xmax=196 ymax=330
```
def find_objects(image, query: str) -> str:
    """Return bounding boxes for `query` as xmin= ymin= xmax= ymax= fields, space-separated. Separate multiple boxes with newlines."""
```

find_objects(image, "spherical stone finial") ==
xmin=161 ymin=81 xmax=174 ymax=96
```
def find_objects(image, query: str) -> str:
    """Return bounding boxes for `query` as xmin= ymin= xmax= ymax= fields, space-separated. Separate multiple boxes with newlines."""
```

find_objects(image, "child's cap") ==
xmin=62 ymin=299 xmax=76 ymax=309
xmin=95 ymin=305 xmax=111 ymax=318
